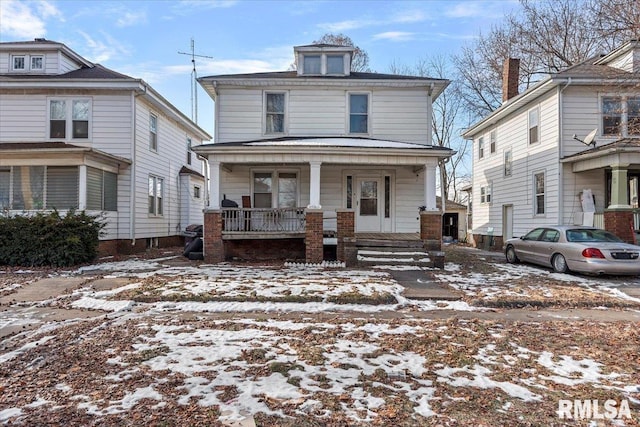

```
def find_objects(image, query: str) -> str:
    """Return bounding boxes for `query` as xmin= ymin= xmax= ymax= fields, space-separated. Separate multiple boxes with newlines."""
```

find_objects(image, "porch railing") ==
xmin=222 ymin=208 xmax=306 ymax=233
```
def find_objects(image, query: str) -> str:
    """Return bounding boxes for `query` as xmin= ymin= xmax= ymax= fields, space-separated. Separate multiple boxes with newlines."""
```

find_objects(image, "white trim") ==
xmin=346 ymin=91 xmax=372 ymax=135
xmin=249 ymin=167 xmax=302 ymax=209
xmin=47 ymin=97 xmax=93 ymax=141
xmin=263 ymin=91 xmax=288 ymax=136
xmin=533 ymin=171 xmax=546 ymax=216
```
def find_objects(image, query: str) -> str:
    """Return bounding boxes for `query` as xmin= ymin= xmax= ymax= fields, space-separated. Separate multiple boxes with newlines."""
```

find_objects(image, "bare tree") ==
xmin=390 ymin=56 xmax=470 ymax=203
xmin=454 ymin=0 xmax=639 ymax=120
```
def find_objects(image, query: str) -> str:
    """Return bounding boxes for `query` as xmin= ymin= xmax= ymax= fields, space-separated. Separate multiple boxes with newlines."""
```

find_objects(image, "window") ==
xmin=12 ymin=56 xmax=25 ymax=70
xmin=504 ymin=149 xmax=512 ymax=177
xmin=534 ymin=172 xmax=545 ymax=215
xmin=478 ymin=137 xmax=485 ymax=159
xmin=349 ymin=93 xmax=368 ymax=134
xmin=265 ymin=93 xmax=285 ymax=134
xmin=150 ymin=114 xmax=158 ymax=151
xmin=252 ymin=171 xmax=299 ymax=208
xmin=187 ymin=138 xmax=192 ymax=165
xmin=0 ymin=168 xmax=11 ymax=209
xmin=87 ymin=167 xmax=117 ymax=211
xmin=72 ymin=100 xmax=89 ymax=138
xmin=490 ymin=130 xmax=497 ymax=154
xmin=31 ymin=56 xmax=43 ymax=70
xmin=278 ymin=173 xmax=297 ymax=208
xmin=384 ymin=176 xmax=390 ymax=218
xmin=528 ymin=107 xmax=539 ymax=144
xmin=253 ymin=172 xmax=272 ymax=208
xmin=148 ymin=176 xmax=164 ymax=215
xmin=49 ymin=99 xmax=90 ymax=139
xmin=346 ymin=175 xmax=353 ymax=209
xmin=193 ymin=185 xmax=201 ymax=199
xmin=480 ymin=184 xmax=491 ymax=204
xmin=327 ymin=55 xmax=344 ymax=74
xmin=3 ymin=166 xmax=78 ymax=210
xmin=627 ymin=97 xmax=640 ymax=135
xmin=602 ymin=97 xmax=622 ymax=135
xmin=303 ymin=55 xmax=321 ymax=74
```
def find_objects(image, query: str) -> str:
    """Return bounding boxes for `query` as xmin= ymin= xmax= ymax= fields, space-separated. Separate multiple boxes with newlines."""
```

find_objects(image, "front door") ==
xmin=356 ymin=178 xmax=381 ymax=232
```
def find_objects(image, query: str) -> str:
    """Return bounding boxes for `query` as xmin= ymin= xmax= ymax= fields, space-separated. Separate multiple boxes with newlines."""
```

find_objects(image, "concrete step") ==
xmin=355 ymin=239 xmax=424 ymax=249
xmin=357 ymin=249 xmax=431 ymax=267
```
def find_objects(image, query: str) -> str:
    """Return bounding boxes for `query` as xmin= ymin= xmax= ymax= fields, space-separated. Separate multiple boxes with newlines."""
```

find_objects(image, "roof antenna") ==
xmin=178 ymin=38 xmax=213 ymax=124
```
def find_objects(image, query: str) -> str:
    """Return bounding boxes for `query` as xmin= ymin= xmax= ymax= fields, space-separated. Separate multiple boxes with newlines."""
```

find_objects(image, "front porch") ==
xmin=204 ymin=208 xmax=443 ymax=264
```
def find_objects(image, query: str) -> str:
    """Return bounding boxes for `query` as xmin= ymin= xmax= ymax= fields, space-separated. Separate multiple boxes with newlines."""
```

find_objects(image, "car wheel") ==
xmin=552 ymin=253 xmax=568 ymax=273
xmin=505 ymin=245 xmax=520 ymax=263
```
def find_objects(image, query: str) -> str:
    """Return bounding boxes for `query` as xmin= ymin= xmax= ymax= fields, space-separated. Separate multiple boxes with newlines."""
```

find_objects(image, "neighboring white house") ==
xmin=194 ymin=44 xmax=453 ymax=263
xmin=463 ymin=40 xmax=640 ymax=249
xmin=0 ymin=39 xmax=211 ymax=254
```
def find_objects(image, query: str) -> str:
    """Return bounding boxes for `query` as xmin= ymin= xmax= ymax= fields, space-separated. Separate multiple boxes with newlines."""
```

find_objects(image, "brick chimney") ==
xmin=502 ymin=58 xmax=520 ymax=102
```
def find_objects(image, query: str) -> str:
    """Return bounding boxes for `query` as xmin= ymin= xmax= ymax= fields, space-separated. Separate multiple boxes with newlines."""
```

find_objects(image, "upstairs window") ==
xmin=480 ymin=184 xmax=492 ymax=204
xmin=265 ymin=93 xmax=285 ymax=134
xmin=327 ymin=55 xmax=344 ymax=74
xmin=478 ymin=137 xmax=485 ymax=159
xmin=150 ymin=113 xmax=158 ymax=151
xmin=49 ymin=99 xmax=91 ymax=140
xmin=12 ymin=56 xmax=26 ymax=70
xmin=602 ymin=96 xmax=640 ymax=136
xmin=187 ymin=137 xmax=192 ymax=165
xmin=490 ymin=130 xmax=497 ymax=154
xmin=349 ymin=93 xmax=369 ymax=134
xmin=528 ymin=107 xmax=539 ymax=144
xmin=303 ymin=55 xmax=321 ymax=74
xmin=602 ymin=97 xmax=622 ymax=135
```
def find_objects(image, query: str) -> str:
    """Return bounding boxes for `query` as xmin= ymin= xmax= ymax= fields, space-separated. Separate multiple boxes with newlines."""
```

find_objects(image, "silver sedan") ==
xmin=504 ymin=225 xmax=640 ymax=275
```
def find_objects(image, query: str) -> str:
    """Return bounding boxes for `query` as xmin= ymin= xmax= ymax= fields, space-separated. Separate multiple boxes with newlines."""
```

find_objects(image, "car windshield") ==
xmin=565 ymin=229 xmax=623 ymax=243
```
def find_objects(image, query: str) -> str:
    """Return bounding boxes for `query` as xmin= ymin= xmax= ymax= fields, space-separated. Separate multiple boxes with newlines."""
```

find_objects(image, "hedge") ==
xmin=0 ymin=210 xmax=105 ymax=267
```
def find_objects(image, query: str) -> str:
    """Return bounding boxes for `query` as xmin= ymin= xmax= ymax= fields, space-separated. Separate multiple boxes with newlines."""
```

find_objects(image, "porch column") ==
xmin=423 ymin=162 xmax=437 ymax=211
xmin=605 ymin=164 xmax=635 ymax=243
xmin=305 ymin=209 xmax=323 ymax=263
xmin=421 ymin=211 xmax=442 ymax=251
xmin=308 ymin=161 xmax=322 ymax=209
xmin=209 ymin=159 xmax=221 ymax=209
xmin=609 ymin=165 xmax=630 ymax=209
xmin=78 ymin=165 xmax=87 ymax=210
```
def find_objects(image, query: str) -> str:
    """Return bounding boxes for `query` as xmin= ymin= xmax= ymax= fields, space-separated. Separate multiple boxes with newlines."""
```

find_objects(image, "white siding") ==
xmin=472 ymin=89 xmax=560 ymax=238
xmin=0 ymin=95 xmax=47 ymax=140
xmin=215 ymin=86 xmax=430 ymax=143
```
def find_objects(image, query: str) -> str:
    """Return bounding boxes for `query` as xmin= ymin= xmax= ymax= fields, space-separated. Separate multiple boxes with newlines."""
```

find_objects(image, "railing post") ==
xmin=305 ymin=209 xmax=323 ymax=263
xmin=336 ymin=209 xmax=354 ymax=262
xmin=204 ymin=209 xmax=225 ymax=263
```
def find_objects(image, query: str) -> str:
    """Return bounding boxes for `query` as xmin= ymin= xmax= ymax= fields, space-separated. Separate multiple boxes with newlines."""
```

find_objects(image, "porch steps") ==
xmin=356 ymin=246 xmax=431 ymax=267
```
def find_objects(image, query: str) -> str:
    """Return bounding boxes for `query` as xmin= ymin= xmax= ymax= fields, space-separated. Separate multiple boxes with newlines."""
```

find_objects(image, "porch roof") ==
xmin=0 ymin=141 xmax=131 ymax=170
xmin=192 ymin=136 xmax=454 ymax=165
xmin=561 ymin=138 xmax=640 ymax=172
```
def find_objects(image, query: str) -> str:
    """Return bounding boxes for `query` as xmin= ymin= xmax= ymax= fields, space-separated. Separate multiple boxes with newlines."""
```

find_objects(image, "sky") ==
xmin=0 ymin=0 xmax=521 ymax=139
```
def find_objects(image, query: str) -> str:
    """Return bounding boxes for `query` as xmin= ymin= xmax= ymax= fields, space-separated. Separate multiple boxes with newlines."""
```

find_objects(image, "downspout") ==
xmin=558 ymin=77 xmax=572 ymax=225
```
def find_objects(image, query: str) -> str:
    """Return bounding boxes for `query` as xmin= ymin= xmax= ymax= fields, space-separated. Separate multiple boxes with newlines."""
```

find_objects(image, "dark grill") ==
xmin=610 ymin=252 xmax=639 ymax=260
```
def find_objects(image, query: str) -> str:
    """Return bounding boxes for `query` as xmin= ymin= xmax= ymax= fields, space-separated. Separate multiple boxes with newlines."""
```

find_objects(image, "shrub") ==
xmin=0 ymin=210 xmax=105 ymax=267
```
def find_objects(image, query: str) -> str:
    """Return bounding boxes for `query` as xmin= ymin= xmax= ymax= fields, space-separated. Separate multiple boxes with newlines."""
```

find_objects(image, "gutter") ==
xmin=558 ymin=77 xmax=572 ymax=225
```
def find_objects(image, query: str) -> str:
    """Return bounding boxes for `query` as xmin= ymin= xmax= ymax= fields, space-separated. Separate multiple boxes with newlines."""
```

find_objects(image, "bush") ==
xmin=0 ymin=210 xmax=105 ymax=267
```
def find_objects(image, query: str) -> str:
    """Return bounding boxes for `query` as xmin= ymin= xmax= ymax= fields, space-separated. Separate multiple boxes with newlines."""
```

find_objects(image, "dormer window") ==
xmin=12 ymin=56 xmax=25 ymax=70
xmin=327 ymin=55 xmax=344 ymax=74
xmin=31 ymin=56 xmax=43 ymax=70
xmin=303 ymin=55 xmax=321 ymax=74
xmin=295 ymin=45 xmax=353 ymax=77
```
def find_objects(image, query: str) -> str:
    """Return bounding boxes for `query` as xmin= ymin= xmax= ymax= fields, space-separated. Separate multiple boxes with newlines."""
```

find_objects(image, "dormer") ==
xmin=294 ymin=44 xmax=354 ymax=77
xmin=1 ymin=38 xmax=92 ymax=75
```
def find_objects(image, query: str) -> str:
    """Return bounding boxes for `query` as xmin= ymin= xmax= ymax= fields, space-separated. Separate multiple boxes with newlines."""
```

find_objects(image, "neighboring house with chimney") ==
xmin=463 ymin=40 xmax=640 ymax=249
xmin=193 ymin=43 xmax=453 ymax=264
xmin=0 ymin=39 xmax=211 ymax=254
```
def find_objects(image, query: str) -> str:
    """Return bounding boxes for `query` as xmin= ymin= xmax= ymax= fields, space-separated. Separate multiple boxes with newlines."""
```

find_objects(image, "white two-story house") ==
xmin=464 ymin=40 xmax=640 ymax=249
xmin=194 ymin=44 xmax=453 ymax=263
xmin=0 ymin=39 xmax=211 ymax=254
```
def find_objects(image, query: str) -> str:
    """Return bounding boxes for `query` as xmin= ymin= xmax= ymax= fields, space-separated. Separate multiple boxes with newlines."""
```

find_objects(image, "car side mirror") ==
xmin=520 ymin=236 xmax=525 ymax=240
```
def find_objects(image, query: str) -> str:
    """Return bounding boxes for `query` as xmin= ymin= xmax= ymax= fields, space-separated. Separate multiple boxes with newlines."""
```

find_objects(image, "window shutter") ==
xmin=0 ymin=168 xmax=9 ymax=209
